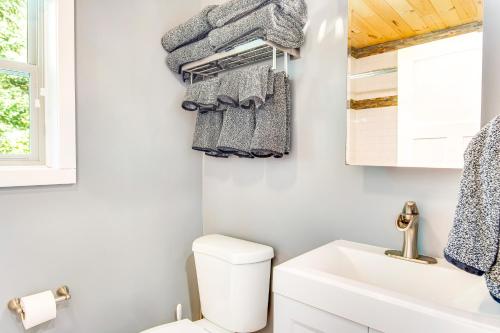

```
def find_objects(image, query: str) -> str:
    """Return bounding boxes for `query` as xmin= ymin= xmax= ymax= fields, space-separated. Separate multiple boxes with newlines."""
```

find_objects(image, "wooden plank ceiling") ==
xmin=349 ymin=0 xmax=483 ymax=49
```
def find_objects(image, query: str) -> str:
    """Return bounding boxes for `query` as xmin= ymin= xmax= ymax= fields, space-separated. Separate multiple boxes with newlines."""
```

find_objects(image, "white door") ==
xmin=397 ymin=32 xmax=483 ymax=168
xmin=274 ymin=294 xmax=369 ymax=333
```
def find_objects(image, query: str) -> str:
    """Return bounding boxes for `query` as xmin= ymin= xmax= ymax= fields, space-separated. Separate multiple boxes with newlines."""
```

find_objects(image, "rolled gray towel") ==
xmin=166 ymin=38 xmax=214 ymax=74
xmin=444 ymin=115 xmax=500 ymax=302
xmin=217 ymin=106 xmax=256 ymax=157
xmin=239 ymin=64 xmax=272 ymax=109
xmin=208 ymin=3 xmax=305 ymax=52
xmin=208 ymin=0 xmax=307 ymax=29
xmin=208 ymin=0 xmax=267 ymax=27
xmin=250 ymin=71 xmax=288 ymax=158
xmin=192 ymin=110 xmax=224 ymax=153
xmin=161 ymin=6 xmax=217 ymax=53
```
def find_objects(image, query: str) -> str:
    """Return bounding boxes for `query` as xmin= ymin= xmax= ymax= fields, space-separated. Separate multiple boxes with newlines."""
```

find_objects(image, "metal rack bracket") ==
xmin=181 ymin=39 xmax=300 ymax=79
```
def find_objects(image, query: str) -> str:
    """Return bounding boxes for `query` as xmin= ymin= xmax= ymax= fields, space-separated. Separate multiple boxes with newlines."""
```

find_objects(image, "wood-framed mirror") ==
xmin=346 ymin=0 xmax=484 ymax=168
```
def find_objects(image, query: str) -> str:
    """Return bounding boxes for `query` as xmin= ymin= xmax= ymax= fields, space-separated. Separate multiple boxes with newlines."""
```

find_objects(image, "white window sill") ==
xmin=0 ymin=166 xmax=76 ymax=188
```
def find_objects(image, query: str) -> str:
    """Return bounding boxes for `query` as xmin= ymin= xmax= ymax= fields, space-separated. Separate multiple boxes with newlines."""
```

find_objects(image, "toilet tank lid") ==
xmin=192 ymin=234 xmax=274 ymax=265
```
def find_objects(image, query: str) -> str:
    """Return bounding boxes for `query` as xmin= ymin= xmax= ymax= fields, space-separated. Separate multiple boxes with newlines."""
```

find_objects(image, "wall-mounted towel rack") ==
xmin=181 ymin=39 xmax=300 ymax=79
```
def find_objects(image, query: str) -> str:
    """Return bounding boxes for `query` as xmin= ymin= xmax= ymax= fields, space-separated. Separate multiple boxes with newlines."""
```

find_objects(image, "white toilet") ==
xmin=142 ymin=234 xmax=274 ymax=333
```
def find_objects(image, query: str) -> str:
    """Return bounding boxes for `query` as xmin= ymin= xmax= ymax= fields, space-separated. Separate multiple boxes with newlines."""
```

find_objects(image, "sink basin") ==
xmin=273 ymin=240 xmax=500 ymax=333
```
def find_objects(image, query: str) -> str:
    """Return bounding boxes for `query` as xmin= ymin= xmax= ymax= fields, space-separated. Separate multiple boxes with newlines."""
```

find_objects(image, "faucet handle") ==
xmin=396 ymin=201 xmax=419 ymax=231
xmin=402 ymin=201 xmax=419 ymax=216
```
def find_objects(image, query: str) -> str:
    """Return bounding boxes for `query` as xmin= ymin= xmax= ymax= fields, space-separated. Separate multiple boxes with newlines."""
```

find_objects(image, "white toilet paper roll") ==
xmin=20 ymin=291 xmax=57 ymax=330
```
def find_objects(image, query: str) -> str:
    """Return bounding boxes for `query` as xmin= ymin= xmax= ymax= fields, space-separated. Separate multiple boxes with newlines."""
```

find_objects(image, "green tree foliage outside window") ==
xmin=0 ymin=0 xmax=30 ymax=155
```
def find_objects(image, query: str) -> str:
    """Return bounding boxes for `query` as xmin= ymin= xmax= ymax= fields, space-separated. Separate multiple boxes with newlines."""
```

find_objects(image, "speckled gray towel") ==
xmin=161 ymin=6 xmax=217 ymax=53
xmin=208 ymin=0 xmax=307 ymax=29
xmin=444 ymin=115 xmax=500 ymax=302
xmin=285 ymin=75 xmax=291 ymax=154
xmin=208 ymin=3 xmax=305 ymax=52
xmin=182 ymin=77 xmax=221 ymax=111
xmin=217 ymin=106 xmax=256 ymax=157
xmin=239 ymin=64 xmax=272 ymax=109
xmin=217 ymin=65 xmax=273 ymax=109
xmin=165 ymin=38 xmax=214 ymax=74
xmin=217 ymin=72 xmax=240 ymax=107
xmin=192 ymin=110 xmax=224 ymax=154
xmin=250 ymin=71 xmax=288 ymax=158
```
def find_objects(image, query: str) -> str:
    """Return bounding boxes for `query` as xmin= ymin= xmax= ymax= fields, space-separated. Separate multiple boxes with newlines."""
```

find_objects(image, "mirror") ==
xmin=346 ymin=0 xmax=484 ymax=168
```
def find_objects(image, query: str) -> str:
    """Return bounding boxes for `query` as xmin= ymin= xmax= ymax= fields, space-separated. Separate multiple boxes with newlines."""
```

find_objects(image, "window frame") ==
xmin=0 ymin=0 xmax=76 ymax=187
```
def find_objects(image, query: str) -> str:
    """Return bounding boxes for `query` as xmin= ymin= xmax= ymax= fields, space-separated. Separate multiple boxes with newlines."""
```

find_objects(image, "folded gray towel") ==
xmin=192 ymin=110 xmax=224 ymax=153
xmin=166 ymin=38 xmax=215 ymax=74
xmin=182 ymin=78 xmax=221 ymax=111
xmin=239 ymin=64 xmax=272 ymax=109
xmin=250 ymin=71 xmax=288 ymax=158
xmin=162 ymin=6 xmax=217 ymax=53
xmin=444 ymin=115 xmax=500 ymax=302
xmin=207 ymin=0 xmax=307 ymax=29
xmin=217 ymin=106 xmax=256 ymax=157
xmin=208 ymin=3 xmax=305 ymax=52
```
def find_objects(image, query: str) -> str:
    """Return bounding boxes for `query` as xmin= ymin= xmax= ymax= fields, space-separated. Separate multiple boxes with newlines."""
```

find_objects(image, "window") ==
xmin=0 ymin=0 xmax=75 ymax=187
xmin=0 ymin=0 xmax=42 ymax=164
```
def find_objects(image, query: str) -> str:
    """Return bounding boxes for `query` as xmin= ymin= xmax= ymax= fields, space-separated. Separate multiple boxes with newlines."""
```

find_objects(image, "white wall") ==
xmin=0 ymin=1 xmax=202 ymax=332
xmin=201 ymin=0 xmax=498 ymax=331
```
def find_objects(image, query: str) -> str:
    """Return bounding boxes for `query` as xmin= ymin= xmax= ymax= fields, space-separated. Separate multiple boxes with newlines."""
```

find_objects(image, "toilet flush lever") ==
xmin=176 ymin=304 xmax=182 ymax=321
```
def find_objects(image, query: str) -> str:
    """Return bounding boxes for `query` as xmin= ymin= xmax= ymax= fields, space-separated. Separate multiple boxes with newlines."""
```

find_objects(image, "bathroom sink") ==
xmin=273 ymin=240 xmax=500 ymax=333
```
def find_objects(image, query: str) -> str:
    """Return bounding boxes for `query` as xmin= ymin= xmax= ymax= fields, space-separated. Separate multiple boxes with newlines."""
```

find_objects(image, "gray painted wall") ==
xmin=483 ymin=0 xmax=500 ymax=124
xmin=0 ymin=0 xmax=202 ymax=332
xmin=202 ymin=0 xmax=499 ymax=332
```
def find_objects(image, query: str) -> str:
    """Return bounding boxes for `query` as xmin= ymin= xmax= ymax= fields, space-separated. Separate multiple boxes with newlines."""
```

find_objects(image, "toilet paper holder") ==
xmin=7 ymin=285 xmax=71 ymax=320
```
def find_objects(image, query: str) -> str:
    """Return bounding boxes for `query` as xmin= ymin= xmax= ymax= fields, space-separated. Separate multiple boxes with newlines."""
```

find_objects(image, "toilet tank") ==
xmin=192 ymin=235 xmax=274 ymax=332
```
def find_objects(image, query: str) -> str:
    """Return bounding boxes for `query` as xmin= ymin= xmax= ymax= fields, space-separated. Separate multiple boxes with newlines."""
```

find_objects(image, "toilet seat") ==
xmin=140 ymin=319 xmax=207 ymax=333
xmin=140 ymin=319 xmax=231 ymax=333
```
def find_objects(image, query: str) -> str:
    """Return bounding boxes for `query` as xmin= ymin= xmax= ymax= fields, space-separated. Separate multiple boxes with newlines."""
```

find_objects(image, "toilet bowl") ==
xmin=140 ymin=234 xmax=274 ymax=333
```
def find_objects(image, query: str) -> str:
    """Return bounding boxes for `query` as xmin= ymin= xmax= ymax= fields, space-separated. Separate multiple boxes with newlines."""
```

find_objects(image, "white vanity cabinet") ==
xmin=274 ymin=295 xmax=370 ymax=333
xmin=272 ymin=241 xmax=500 ymax=333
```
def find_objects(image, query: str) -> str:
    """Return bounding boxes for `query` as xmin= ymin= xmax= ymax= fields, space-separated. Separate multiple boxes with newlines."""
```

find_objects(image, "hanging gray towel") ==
xmin=197 ymin=77 xmax=221 ymax=111
xmin=217 ymin=106 xmax=256 ymax=157
xmin=217 ymin=72 xmax=240 ymax=107
xmin=250 ymin=71 xmax=288 ymax=158
xmin=205 ymin=151 xmax=230 ymax=158
xmin=207 ymin=0 xmax=307 ymax=29
xmin=208 ymin=3 xmax=305 ymax=52
xmin=161 ymin=6 xmax=217 ymax=53
xmin=239 ymin=64 xmax=272 ymax=109
xmin=182 ymin=78 xmax=221 ymax=111
xmin=444 ymin=115 xmax=500 ymax=302
xmin=192 ymin=110 xmax=224 ymax=154
xmin=285 ymin=75 xmax=291 ymax=154
xmin=182 ymin=83 xmax=201 ymax=111
xmin=165 ymin=38 xmax=215 ymax=74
